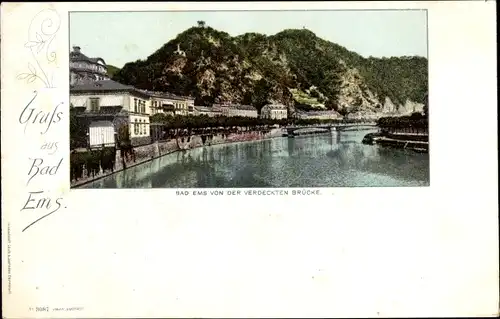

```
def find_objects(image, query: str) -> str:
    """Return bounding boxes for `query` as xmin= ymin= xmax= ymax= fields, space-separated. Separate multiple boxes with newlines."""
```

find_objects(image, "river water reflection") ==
xmin=79 ymin=129 xmax=430 ymax=188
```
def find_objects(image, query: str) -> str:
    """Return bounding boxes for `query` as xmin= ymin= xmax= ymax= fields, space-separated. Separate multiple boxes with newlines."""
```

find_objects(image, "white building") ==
xmin=69 ymin=46 xmax=110 ymax=85
xmin=260 ymin=104 xmax=288 ymax=120
xmin=145 ymin=90 xmax=195 ymax=116
xmin=215 ymin=104 xmax=258 ymax=118
xmin=193 ymin=106 xmax=223 ymax=117
xmin=70 ymin=80 xmax=152 ymax=147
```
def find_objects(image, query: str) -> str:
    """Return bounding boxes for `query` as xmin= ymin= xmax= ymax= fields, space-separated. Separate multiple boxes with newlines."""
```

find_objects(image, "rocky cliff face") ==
xmin=113 ymin=26 xmax=428 ymax=118
xmin=337 ymin=63 xmax=382 ymax=115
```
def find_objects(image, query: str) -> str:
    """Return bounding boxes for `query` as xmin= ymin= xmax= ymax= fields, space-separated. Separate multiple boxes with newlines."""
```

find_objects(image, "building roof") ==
xmin=210 ymin=106 xmax=223 ymax=112
xmin=195 ymin=106 xmax=218 ymax=112
xmin=71 ymin=80 xmax=133 ymax=92
xmin=297 ymin=110 xmax=340 ymax=116
xmin=214 ymin=104 xmax=257 ymax=111
xmin=70 ymin=80 xmax=148 ymax=98
xmin=70 ymin=46 xmax=106 ymax=65
xmin=263 ymin=104 xmax=287 ymax=110
xmin=75 ymin=106 xmax=124 ymax=117
xmin=141 ymin=89 xmax=194 ymax=101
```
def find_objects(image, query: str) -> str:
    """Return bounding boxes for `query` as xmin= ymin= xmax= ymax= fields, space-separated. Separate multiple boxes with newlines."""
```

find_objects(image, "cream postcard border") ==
xmin=1 ymin=1 xmax=498 ymax=318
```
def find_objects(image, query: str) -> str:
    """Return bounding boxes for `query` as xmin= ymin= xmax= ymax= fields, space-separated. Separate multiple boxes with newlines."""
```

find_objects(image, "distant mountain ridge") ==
xmin=113 ymin=25 xmax=428 ymax=118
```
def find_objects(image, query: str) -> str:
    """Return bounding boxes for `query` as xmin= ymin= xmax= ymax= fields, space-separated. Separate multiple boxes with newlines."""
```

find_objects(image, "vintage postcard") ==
xmin=67 ymin=9 xmax=430 ymax=189
xmin=1 ymin=1 xmax=498 ymax=318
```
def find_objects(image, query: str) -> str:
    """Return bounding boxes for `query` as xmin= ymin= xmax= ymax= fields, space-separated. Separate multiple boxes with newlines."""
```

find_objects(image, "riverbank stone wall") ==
xmin=131 ymin=136 xmax=152 ymax=146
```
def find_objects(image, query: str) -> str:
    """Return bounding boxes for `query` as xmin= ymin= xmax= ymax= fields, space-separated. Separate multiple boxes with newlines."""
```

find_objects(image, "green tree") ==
xmin=70 ymin=104 xmax=87 ymax=149
xmin=112 ymin=25 xmax=427 ymax=117
xmin=117 ymin=124 xmax=131 ymax=147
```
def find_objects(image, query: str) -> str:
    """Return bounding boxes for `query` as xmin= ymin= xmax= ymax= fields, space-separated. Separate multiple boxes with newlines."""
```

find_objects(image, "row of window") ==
xmin=87 ymin=97 xmax=190 ymax=114
xmin=70 ymin=62 xmax=106 ymax=73
xmin=70 ymin=73 xmax=108 ymax=84
xmin=133 ymin=119 xmax=148 ymax=136
xmin=226 ymin=111 xmax=258 ymax=115
xmin=152 ymin=100 xmax=188 ymax=109
xmin=134 ymin=98 xmax=146 ymax=114
xmin=88 ymin=97 xmax=146 ymax=113
xmin=263 ymin=110 xmax=287 ymax=115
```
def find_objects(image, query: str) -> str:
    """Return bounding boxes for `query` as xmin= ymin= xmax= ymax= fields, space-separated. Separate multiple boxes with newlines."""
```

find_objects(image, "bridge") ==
xmin=284 ymin=123 xmax=377 ymax=136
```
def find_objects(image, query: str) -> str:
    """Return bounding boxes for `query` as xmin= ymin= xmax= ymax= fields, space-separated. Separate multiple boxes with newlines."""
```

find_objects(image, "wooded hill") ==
xmin=113 ymin=23 xmax=428 ymax=116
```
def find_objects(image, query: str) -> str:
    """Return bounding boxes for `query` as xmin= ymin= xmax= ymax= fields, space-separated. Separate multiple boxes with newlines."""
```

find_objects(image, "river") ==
xmin=79 ymin=129 xmax=430 ymax=188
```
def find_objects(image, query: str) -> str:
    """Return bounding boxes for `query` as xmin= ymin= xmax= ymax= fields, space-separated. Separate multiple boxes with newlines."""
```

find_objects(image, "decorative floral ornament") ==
xmin=16 ymin=8 xmax=61 ymax=88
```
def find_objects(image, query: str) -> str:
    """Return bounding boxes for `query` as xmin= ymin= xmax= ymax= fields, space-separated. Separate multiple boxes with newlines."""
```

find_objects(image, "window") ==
xmin=134 ymin=119 xmax=139 ymax=135
xmin=134 ymin=99 xmax=138 ymax=113
xmin=142 ymin=120 xmax=146 ymax=135
xmin=89 ymin=98 xmax=100 ymax=112
xmin=141 ymin=101 xmax=145 ymax=113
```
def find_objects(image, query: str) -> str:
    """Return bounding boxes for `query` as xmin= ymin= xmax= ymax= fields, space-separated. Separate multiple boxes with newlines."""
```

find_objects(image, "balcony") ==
xmin=159 ymin=103 xmax=175 ymax=112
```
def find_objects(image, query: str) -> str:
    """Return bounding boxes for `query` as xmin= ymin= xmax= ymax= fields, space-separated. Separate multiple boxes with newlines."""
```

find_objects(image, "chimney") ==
xmin=73 ymin=46 xmax=81 ymax=53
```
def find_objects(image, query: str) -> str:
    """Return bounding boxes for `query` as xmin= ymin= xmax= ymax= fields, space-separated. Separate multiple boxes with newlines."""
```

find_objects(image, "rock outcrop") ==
xmin=113 ymin=26 xmax=428 ymax=117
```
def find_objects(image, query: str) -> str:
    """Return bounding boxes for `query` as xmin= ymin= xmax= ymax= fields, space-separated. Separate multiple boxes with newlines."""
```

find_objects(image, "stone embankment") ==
xmin=70 ymin=129 xmax=284 ymax=188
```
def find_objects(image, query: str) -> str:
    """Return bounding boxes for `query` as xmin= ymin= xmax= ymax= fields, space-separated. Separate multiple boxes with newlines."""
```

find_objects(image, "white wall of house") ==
xmin=89 ymin=121 xmax=115 ymax=147
xmin=70 ymin=94 xmax=125 ymax=110
xmin=70 ymin=91 xmax=151 ymax=142
xmin=227 ymin=108 xmax=258 ymax=118
xmin=129 ymin=114 xmax=150 ymax=138
xmin=269 ymin=109 xmax=287 ymax=119
xmin=128 ymin=95 xmax=150 ymax=115
xmin=261 ymin=105 xmax=288 ymax=120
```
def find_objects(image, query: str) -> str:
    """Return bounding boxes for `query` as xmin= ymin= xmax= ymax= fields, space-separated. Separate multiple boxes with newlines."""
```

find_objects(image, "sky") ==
xmin=70 ymin=10 xmax=427 ymax=68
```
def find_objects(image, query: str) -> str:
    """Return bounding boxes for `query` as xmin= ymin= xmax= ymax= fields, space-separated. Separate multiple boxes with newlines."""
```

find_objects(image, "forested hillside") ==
xmin=113 ymin=23 xmax=428 ymax=117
